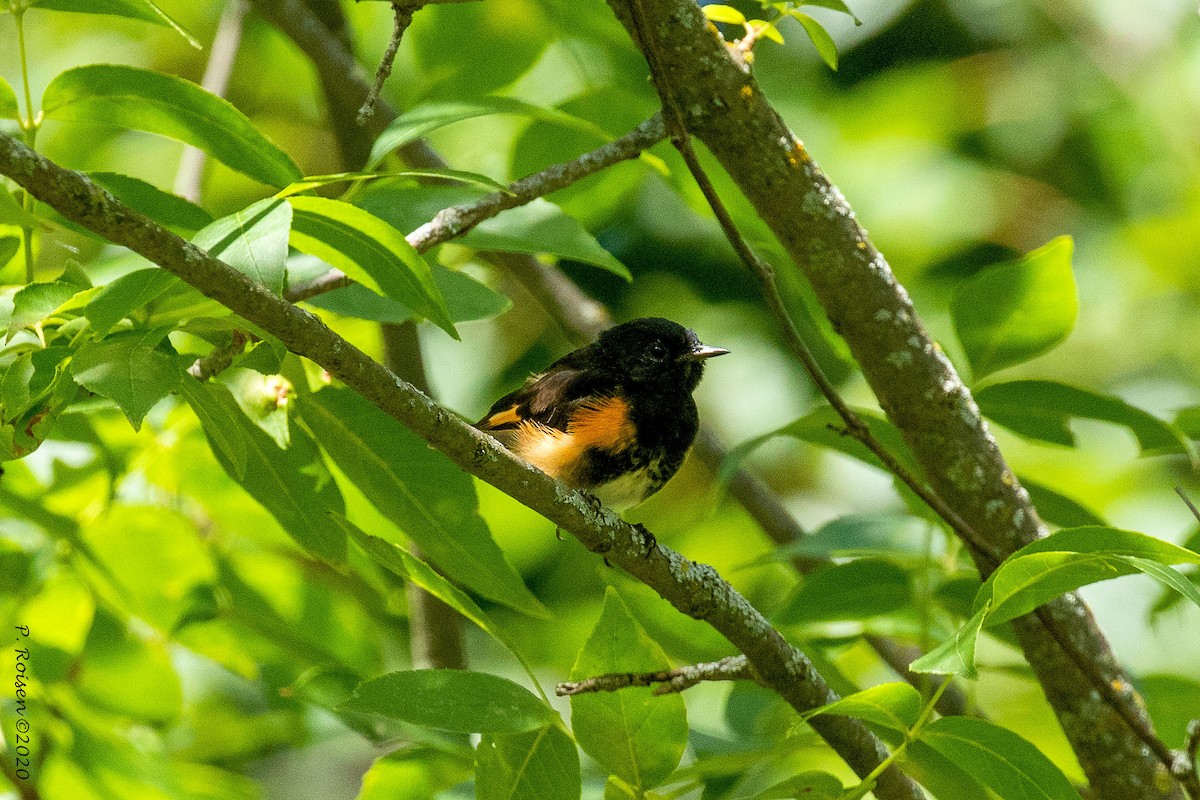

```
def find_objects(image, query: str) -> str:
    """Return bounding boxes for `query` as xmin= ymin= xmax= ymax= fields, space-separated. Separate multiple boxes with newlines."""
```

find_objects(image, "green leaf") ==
xmin=800 ymin=0 xmax=862 ymax=25
xmin=0 ymin=185 xmax=41 ymax=228
xmin=217 ymin=368 xmax=290 ymax=449
xmin=976 ymin=379 xmax=1191 ymax=457
xmin=42 ymin=64 xmax=301 ymax=188
xmin=476 ymin=725 xmax=582 ymax=800
xmin=803 ymin=682 xmax=922 ymax=732
xmin=910 ymin=602 xmax=988 ymax=679
xmin=774 ymin=558 xmax=912 ymax=624
xmin=76 ymin=610 xmax=182 ymax=723
xmin=9 ymin=280 xmax=83 ymax=332
xmin=343 ymin=670 xmax=556 ymax=734
xmin=703 ymin=4 xmax=746 ymax=24
xmin=301 ymin=263 xmax=511 ymax=324
xmin=297 ymin=387 xmax=544 ymax=616
xmin=287 ymin=196 xmax=457 ymax=338
xmin=178 ymin=376 xmax=249 ymax=480
xmin=2 ymin=347 xmax=72 ymax=422
xmin=0 ymin=237 xmax=18 ymax=270
xmin=570 ymin=588 xmax=687 ymax=792
xmin=1020 ymin=475 xmax=1105 ymax=527
xmin=0 ymin=75 xmax=18 ymax=120
xmin=1139 ymin=674 xmax=1200 ymax=749
xmin=978 ymin=526 xmax=1200 ymax=625
xmin=193 ymin=198 xmax=292 ymax=296
xmin=356 ymin=183 xmax=632 ymax=280
xmin=366 ymin=98 xmax=613 ymax=171
xmin=951 ymin=236 xmax=1077 ymax=379
xmin=89 ymin=172 xmax=213 ymax=236
xmin=31 ymin=0 xmax=200 ymax=47
xmin=188 ymin=379 xmax=347 ymax=563
xmin=274 ymin=168 xmax=511 ymax=199
xmin=84 ymin=268 xmax=179 ymax=336
xmin=752 ymin=771 xmax=843 ymax=800
xmin=790 ymin=12 xmax=839 ymax=69
xmin=71 ymin=328 xmax=183 ymax=429
xmin=335 ymin=515 xmax=538 ymax=684
xmin=916 ymin=716 xmax=1082 ymax=800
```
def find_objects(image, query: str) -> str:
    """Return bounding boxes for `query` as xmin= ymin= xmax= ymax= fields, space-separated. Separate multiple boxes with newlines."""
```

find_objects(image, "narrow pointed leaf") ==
xmin=803 ymin=682 xmax=922 ymax=732
xmin=84 ymin=268 xmax=179 ymax=335
xmin=274 ymin=168 xmax=510 ymax=199
xmin=910 ymin=602 xmax=988 ymax=679
xmin=297 ymin=387 xmax=544 ymax=616
xmin=287 ymin=196 xmax=457 ymax=337
xmin=89 ymin=172 xmax=213 ymax=236
xmin=42 ymin=65 xmax=301 ymax=187
xmin=178 ymin=375 xmax=249 ymax=480
xmin=0 ymin=76 xmax=17 ymax=120
xmin=790 ymin=12 xmax=839 ymax=69
xmin=31 ymin=0 xmax=200 ymax=47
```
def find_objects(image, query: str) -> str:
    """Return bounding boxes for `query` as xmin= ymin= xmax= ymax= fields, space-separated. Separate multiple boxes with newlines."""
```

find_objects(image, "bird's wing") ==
xmin=476 ymin=366 xmax=603 ymax=433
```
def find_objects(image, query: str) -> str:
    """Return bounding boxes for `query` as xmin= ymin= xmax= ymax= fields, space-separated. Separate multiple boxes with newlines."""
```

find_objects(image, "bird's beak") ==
xmin=688 ymin=344 xmax=730 ymax=360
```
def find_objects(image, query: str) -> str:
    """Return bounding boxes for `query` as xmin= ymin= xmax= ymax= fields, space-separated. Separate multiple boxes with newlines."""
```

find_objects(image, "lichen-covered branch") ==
xmin=604 ymin=0 xmax=1181 ymax=796
xmin=556 ymin=654 xmax=755 ymax=697
xmin=0 ymin=132 xmax=923 ymax=800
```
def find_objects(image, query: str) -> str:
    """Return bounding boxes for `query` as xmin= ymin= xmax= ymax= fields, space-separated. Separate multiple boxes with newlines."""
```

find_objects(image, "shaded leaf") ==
xmin=343 ymin=670 xmax=555 ymax=734
xmin=476 ymin=724 xmax=582 ymax=800
xmin=355 ymin=184 xmax=631 ymax=280
xmin=297 ymin=387 xmax=544 ymax=615
xmin=287 ymin=196 xmax=457 ymax=337
xmin=0 ymin=75 xmax=17 ymax=120
xmin=753 ymin=771 xmax=843 ymax=800
xmin=10 ymin=280 xmax=83 ymax=332
xmin=366 ymin=98 xmax=612 ymax=170
xmin=1020 ymin=475 xmax=1105 ymax=527
xmin=71 ymin=328 xmax=183 ymax=429
xmin=178 ymin=375 xmax=249 ymax=479
xmin=301 ymin=262 xmax=510 ymax=324
xmin=570 ymin=588 xmax=686 ymax=792
xmin=90 ymin=172 xmax=213 ymax=236
xmin=976 ymin=379 xmax=1191 ymax=457
xmin=790 ymin=12 xmax=839 ymax=69
xmin=774 ymin=558 xmax=912 ymax=624
xmin=31 ymin=0 xmax=199 ymax=47
xmin=274 ymin=168 xmax=510 ymax=199
xmin=803 ymin=682 xmax=922 ymax=732
xmin=951 ymin=236 xmax=1076 ymax=379
xmin=189 ymin=379 xmax=347 ymax=563
xmin=800 ymin=0 xmax=862 ymax=24
xmin=0 ymin=185 xmax=41 ymax=228
xmin=916 ymin=716 xmax=1082 ymax=800
xmin=42 ymin=64 xmax=301 ymax=187
xmin=84 ymin=268 xmax=179 ymax=336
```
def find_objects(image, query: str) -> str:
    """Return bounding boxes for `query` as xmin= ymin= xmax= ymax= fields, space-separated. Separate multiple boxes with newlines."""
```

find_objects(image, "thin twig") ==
xmin=1176 ymin=486 xmax=1200 ymax=525
xmin=357 ymin=2 xmax=415 ymax=126
xmin=174 ymin=0 xmax=249 ymax=202
xmin=556 ymin=655 xmax=756 ymax=696
xmin=187 ymin=329 xmax=250 ymax=381
xmin=1176 ymin=720 xmax=1200 ymax=783
xmin=284 ymin=114 xmax=665 ymax=303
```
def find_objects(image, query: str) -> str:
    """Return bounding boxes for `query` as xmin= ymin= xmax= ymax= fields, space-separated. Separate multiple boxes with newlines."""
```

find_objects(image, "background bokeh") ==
xmin=3 ymin=1 xmax=1200 ymax=798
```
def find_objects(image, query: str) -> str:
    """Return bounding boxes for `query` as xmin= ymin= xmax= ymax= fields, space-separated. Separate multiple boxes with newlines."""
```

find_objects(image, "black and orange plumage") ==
xmin=476 ymin=318 xmax=728 ymax=509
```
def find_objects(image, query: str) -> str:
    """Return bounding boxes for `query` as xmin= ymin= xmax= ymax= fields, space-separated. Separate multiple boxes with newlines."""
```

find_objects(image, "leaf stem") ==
xmin=14 ymin=4 xmax=38 ymax=283
xmin=842 ymin=680 xmax=950 ymax=800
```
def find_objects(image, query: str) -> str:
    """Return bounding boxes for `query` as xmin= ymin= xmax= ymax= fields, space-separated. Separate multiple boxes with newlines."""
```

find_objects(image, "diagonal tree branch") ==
xmin=556 ymin=654 xmax=756 ymax=697
xmin=604 ymin=1 xmax=1183 ymax=797
xmin=0 ymin=131 xmax=924 ymax=800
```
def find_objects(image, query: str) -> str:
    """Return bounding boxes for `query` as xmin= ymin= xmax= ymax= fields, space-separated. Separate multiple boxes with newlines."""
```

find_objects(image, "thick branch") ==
xmin=556 ymin=655 xmax=755 ymax=697
xmin=604 ymin=1 xmax=1182 ymax=797
xmin=0 ymin=132 xmax=922 ymax=800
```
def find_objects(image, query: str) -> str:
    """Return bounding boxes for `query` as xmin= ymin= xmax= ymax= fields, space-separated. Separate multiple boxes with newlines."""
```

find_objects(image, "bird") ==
xmin=476 ymin=317 xmax=728 ymax=510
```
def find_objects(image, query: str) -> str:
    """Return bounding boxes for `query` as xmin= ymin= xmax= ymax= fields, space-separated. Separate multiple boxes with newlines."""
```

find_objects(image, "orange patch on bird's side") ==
xmin=510 ymin=423 xmax=580 ymax=483
xmin=569 ymin=397 xmax=636 ymax=452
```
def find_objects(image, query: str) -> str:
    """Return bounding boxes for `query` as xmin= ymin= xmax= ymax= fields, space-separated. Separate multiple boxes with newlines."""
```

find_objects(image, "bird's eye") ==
xmin=648 ymin=342 xmax=667 ymax=360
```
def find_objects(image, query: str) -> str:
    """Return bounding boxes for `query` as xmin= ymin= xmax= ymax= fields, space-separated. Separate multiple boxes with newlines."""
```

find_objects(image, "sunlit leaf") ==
xmin=84 ymin=268 xmax=179 ymax=336
xmin=42 ymin=65 xmax=301 ymax=187
xmin=951 ymin=236 xmax=1076 ymax=379
xmin=752 ymin=771 xmax=843 ymax=800
xmin=9 ymin=280 xmax=82 ymax=333
xmin=343 ymin=670 xmax=556 ymax=734
xmin=800 ymin=0 xmax=861 ymax=24
xmin=0 ymin=75 xmax=18 ymax=120
xmin=803 ymin=682 xmax=922 ymax=732
xmin=194 ymin=198 xmax=292 ymax=296
xmin=910 ymin=603 xmax=988 ymax=679
xmin=774 ymin=558 xmax=912 ymax=624
xmin=789 ymin=12 xmax=839 ymax=70
xmin=287 ymin=196 xmax=457 ymax=338
xmin=703 ymin=4 xmax=746 ymax=24
xmin=0 ymin=185 xmax=41 ymax=228
xmin=570 ymin=588 xmax=686 ymax=792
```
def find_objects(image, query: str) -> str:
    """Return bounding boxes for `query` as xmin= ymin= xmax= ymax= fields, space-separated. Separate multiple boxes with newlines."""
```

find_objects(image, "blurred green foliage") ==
xmin=2 ymin=1 xmax=1200 ymax=799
